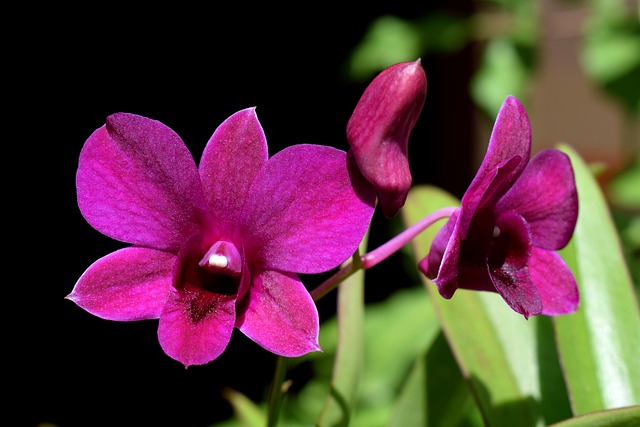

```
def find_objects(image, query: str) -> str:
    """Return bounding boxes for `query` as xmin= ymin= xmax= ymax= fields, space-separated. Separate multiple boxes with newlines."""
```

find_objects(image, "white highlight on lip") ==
xmin=208 ymin=254 xmax=228 ymax=268
xmin=493 ymin=226 xmax=501 ymax=238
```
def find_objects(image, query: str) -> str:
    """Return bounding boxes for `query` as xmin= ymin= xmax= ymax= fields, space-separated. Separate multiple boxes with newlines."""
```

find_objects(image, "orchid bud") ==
xmin=347 ymin=59 xmax=427 ymax=218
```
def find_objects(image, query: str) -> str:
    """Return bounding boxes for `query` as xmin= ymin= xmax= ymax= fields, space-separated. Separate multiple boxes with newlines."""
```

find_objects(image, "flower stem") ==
xmin=311 ymin=249 xmax=361 ymax=302
xmin=311 ymin=206 xmax=456 ymax=301
xmin=267 ymin=356 xmax=289 ymax=427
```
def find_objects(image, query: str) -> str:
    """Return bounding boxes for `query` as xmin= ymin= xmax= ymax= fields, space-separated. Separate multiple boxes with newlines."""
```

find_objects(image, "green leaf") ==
xmin=554 ymin=145 xmax=640 ymax=415
xmin=607 ymin=159 xmax=640 ymax=209
xmin=580 ymin=4 xmax=640 ymax=115
xmin=316 ymin=237 xmax=368 ymax=427
xmin=283 ymin=286 xmax=439 ymax=427
xmin=548 ymin=405 xmax=640 ymax=427
xmin=402 ymin=185 xmax=572 ymax=427
xmin=346 ymin=15 xmax=422 ymax=82
xmin=222 ymin=388 xmax=266 ymax=427
xmin=470 ymin=38 xmax=532 ymax=118
xmin=388 ymin=353 xmax=428 ymax=427
xmin=389 ymin=332 xmax=485 ymax=427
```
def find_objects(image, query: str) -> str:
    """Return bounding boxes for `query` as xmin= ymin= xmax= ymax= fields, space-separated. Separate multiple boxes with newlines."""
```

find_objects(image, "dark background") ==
xmin=21 ymin=3 xmax=474 ymax=427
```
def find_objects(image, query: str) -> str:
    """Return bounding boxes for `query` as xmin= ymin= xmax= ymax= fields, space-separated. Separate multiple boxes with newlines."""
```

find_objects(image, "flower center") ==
xmin=207 ymin=253 xmax=229 ymax=269
xmin=199 ymin=240 xmax=242 ymax=276
xmin=173 ymin=239 xmax=245 ymax=298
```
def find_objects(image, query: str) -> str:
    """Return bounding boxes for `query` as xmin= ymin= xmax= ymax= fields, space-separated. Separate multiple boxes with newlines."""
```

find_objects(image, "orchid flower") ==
xmin=419 ymin=96 xmax=579 ymax=318
xmin=347 ymin=59 xmax=427 ymax=218
xmin=67 ymin=108 xmax=375 ymax=367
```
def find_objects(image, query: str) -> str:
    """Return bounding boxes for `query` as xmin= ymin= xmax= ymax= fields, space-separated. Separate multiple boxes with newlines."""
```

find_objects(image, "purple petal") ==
xmin=419 ymin=209 xmax=460 ymax=279
xmin=347 ymin=60 xmax=427 ymax=218
xmin=529 ymin=247 xmax=579 ymax=315
xmin=158 ymin=287 xmax=236 ymax=367
xmin=240 ymin=144 xmax=375 ymax=274
xmin=66 ymin=247 xmax=175 ymax=320
xmin=423 ymin=216 xmax=463 ymax=299
xmin=199 ymin=108 xmax=269 ymax=238
xmin=460 ymin=96 xmax=531 ymax=236
xmin=489 ymin=211 xmax=542 ymax=318
xmin=77 ymin=113 xmax=207 ymax=252
xmin=235 ymin=269 xmax=320 ymax=357
xmin=497 ymin=149 xmax=578 ymax=250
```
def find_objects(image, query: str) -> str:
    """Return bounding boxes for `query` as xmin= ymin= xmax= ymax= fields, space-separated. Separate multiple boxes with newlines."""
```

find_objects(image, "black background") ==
xmin=20 ymin=3 xmax=475 ymax=426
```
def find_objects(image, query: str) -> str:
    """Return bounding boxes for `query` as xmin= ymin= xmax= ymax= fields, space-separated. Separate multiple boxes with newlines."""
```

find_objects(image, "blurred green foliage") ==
xmin=345 ymin=0 xmax=639 ymax=119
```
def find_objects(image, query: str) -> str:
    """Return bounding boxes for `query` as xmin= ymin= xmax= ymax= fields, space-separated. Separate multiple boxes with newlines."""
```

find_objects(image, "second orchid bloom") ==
xmin=420 ymin=96 xmax=579 ymax=318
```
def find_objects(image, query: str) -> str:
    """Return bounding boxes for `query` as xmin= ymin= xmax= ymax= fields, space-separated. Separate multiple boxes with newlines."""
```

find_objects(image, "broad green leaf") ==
xmin=402 ymin=185 xmax=572 ymax=427
xmin=555 ymin=145 xmax=640 ymax=415
xmin=316 ymin=236 xmax=368 ymax=427
xmin=388 ymin=353 xmax=428 ymax=427
xmin=548 ymin=405 xmax=640 ymax=427
xmin=389 ymin=331 xmax=484 ymax=427
xmin=361 ymin=288 xmax=439 ymax=409
xmin=348 ymin=286 xmax=439 ymax=427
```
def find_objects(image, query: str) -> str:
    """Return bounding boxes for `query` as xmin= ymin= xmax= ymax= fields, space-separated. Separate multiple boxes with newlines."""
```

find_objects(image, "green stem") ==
xmin=267 ymin=356 xmax=289 ymax=427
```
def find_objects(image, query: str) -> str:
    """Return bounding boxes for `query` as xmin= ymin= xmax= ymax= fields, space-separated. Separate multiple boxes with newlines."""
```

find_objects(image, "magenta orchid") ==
xmin=347 ymin=59 xmax=427 ymax=218
xmin=419 ymin=96 xmax=579 ymax=318
xmin=67 ymin=108 xmax=375 ymax=367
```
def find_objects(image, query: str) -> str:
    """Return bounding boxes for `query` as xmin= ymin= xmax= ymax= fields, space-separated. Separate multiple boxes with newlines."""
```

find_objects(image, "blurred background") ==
xmin=20 ymin=0 xmax=637 ymax=426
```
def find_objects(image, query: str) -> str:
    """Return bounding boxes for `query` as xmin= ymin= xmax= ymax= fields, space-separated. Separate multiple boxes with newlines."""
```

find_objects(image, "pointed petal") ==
xmin=158 ymin=288 xmax=236 ymax=367
xmin=497 ymin=149 xmax=578 ymax=250
xmin=200 ymin=108 xmax=269 ymax=237
xmin=489 ymin=211 xmax=542 ymax=318
xmin=529 ymin=247 xmax=579 ymax=315
xmin=77 ymin=113 xmax=207 ymax=251
xmin=236 ymin=269 xmax=320 ymax=357
xmin=422 ymin=216 xmax=463 ymax=299
xmin=460 ymin=96 xmax=531 ymax=236
xmin=66 ymin=247 xmax=175 ymax=320
xmin=419 ymin=209 xmax=459 ymax=279
xmin=240 ymin=144 xmax=375 ymax=274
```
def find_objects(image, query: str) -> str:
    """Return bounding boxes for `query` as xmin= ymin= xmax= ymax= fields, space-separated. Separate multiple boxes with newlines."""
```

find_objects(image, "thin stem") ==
xmin=361 ymin=206 xmax=457 ymax=269
xmin=310 ymin=206 xmax=456 ymax=301
xmin=311 ymin=249 xmax=361 ymax=302
xmin=267 ymin=356 xmax=289 ymax=427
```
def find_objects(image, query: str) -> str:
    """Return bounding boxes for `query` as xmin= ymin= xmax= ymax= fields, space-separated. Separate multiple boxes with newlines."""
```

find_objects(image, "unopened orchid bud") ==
xmin=347 ymin=59 xmax=427 ymax=218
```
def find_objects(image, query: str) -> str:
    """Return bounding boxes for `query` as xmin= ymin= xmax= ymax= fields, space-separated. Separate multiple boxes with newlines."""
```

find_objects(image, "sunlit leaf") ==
xmin=548 ymin=405 xmax=640 ymax=427
xmin=554 ymin=144 xmax=640 ymax=415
